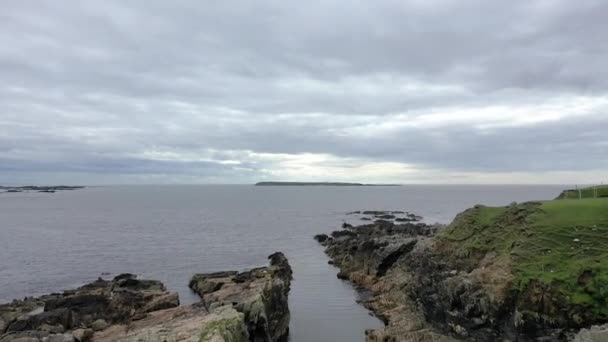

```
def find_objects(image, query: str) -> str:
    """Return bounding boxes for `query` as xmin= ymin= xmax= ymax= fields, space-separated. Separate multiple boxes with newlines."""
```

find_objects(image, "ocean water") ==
xmin=0 ymin=185 xmax=565 ymax=341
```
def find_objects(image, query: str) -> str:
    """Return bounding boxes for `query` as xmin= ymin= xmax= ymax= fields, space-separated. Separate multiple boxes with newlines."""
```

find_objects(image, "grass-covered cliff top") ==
xmin=556 ymin=184 xmax=608 ymax=199
xmin=440 ymin=195 xmax=608 ymax=314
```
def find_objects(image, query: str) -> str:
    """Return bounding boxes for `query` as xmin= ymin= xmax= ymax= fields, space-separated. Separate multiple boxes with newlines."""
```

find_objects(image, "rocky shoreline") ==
xmin=316 ymin=209 xmax=608 ymax=341
xmin=0 ymin=252 xmax=292 ymax=342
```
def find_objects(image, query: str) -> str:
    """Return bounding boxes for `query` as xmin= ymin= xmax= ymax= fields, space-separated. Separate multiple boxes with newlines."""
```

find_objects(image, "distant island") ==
xmin=0 ymin=185 xmax=85 ymax=193
xmin=255 ymin=181 xmax=401 ymax=186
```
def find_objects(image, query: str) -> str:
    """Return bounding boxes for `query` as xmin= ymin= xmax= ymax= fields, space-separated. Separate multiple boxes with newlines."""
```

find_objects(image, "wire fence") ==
xmin=561 ymin=184 xmax=608 ymax=199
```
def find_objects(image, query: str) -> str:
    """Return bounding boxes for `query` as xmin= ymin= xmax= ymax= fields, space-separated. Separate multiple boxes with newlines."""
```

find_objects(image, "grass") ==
xmin=440 ymin=197 xmax=608 ymax=316
xmin=556 ymin=185 xmax=608 ymax=199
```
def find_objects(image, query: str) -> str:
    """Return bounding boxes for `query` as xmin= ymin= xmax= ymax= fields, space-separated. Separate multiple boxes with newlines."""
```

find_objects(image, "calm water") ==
xmin=0 ymin=185 xmax=565 ymax=341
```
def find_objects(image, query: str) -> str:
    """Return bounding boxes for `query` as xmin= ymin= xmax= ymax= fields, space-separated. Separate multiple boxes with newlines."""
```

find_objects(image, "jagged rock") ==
xmin=317 ymin=217 xmax=454 ymax=341
xmin=317 ymin=205 xmax=608 ymax=341
xmin=3 ymin=253 xmax=292 ymax=342
xmin=189 ymin=252 xmax=292 ymax=342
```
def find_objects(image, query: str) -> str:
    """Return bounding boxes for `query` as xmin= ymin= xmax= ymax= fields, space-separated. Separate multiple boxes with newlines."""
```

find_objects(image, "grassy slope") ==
xmin=557 ymin=185 xmax=608 ymax=199
xmin=440 ymin=197 xmax=608 ymax=315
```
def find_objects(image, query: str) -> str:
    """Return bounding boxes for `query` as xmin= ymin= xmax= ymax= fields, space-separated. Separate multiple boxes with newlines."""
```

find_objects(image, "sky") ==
xmin=1 ymin=0 xmax=607 ymax=185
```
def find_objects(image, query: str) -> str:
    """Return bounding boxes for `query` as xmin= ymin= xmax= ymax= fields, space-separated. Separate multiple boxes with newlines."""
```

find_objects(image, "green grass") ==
xmin=557 ymin=185 xmax=608 ymax=199
xmin=440 ymin=197 xmax=608 ymax=315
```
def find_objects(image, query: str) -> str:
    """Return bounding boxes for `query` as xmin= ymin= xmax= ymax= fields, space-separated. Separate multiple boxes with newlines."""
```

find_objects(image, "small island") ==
xmin=255 ymin=181 xmax=400 ymax=186
xmin=0 ymin=185 xmax=85 ymax=193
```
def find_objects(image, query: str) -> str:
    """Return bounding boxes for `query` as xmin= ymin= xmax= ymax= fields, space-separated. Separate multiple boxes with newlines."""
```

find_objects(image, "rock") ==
xmin=374 ymin=214 xmax=395 ymax=220
xmin=39 ymin=324 xmax=65 ymax=334
xmin=0 ymin=276 xmax=178 ymax=341
xmin=316 ymin=204 xmax=608 ymax=341
xmin=112 ymin=274 xmax=136 ymax=282
xmin=574 ymin=324 xmax=608 ymax=342
xmin=189 ymin=252 xmax=292 ymax=342
xmin=46 ymin=333 xmax=75 ymax=342
xmin=0 ymin=330 xmax=50 ymax=342
xmin=313 ymin=234 xmax=328 ymax=243
xmin=89 ymin=319 xmax=107 ymax=332
xmin=141 ymin=292 xmax=180 ymax=314
xmin=313 ymin=213 xmax=475 ymax=341
xmin=362 ymin=211 xmax=390 ymax=215
xmin=71 ymin=328 xmax=92 ymax=342
xmin=93 ymin=305 xmax=248 ymax=342
xmin=2 ymin=254 xmax=292 ymax=342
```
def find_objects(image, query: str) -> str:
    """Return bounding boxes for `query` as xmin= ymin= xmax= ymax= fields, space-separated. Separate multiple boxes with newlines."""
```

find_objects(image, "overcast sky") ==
xmin=1 ymin=0 xmax=607 ymax=185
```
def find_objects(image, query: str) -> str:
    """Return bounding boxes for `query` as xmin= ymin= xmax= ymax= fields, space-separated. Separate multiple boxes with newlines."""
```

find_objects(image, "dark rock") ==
xmin=374 ymin=214 xmax=395 ymax=220
xmin=1 ymin=276 xmax=178 ymax=339
xmin=362 ymin=211 xmax=390 ymax=215
xmin=313 ymin=234 xmax=329 ymax=243
xmin=112 ymin=273 xmax=136 ymax=282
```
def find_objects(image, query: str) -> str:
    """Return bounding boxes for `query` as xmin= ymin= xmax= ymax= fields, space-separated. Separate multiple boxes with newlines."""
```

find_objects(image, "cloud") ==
xmin=0 ymin=0 xmax=607 ymax=184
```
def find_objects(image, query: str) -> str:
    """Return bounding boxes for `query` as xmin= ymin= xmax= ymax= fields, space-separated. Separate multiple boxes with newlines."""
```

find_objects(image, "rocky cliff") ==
xmin=317 ymin=200 xmax=608 ymax=341
xmin=189 ymin=252 xmax=292 ymax=342
xmin=0 ymin=252 xmax=292 ymax=342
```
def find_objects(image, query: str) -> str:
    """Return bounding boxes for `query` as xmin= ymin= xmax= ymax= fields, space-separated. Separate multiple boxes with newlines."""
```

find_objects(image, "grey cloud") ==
xmin=0 ymin=0 xmax=607 ymax=183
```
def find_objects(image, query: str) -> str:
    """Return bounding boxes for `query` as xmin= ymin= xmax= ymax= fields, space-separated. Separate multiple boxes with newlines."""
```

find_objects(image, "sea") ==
xmin=0 ymin=184 xmax=566 ymax=341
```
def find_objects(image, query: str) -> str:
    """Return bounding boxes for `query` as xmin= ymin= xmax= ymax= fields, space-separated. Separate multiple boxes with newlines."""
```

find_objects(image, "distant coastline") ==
xmin=0 ymin=185 xmax=85 ymax=193
xmin=254 ymin=181 xmax=401 ymax=186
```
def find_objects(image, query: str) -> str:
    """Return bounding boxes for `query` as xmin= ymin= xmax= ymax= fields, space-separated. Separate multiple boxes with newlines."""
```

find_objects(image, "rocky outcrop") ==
xmin=1 ymin=253 xmax=292 ymax=342
xmin=0 ymin=274 xmax=179 ymax=342
xmin=319 ymin=219 xmax=453 ymax=341
xmin=189 ymin=252 xmax=292 ymax=342
xmin=317 ymin=209 xmax=608 ymax=341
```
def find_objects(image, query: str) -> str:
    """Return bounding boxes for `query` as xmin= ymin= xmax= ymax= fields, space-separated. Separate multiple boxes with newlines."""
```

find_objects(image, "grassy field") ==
xmin=556 ymin=185 xmax=608 ymax=199
xmin=440 ymin=197 xmax=608 ymax=315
